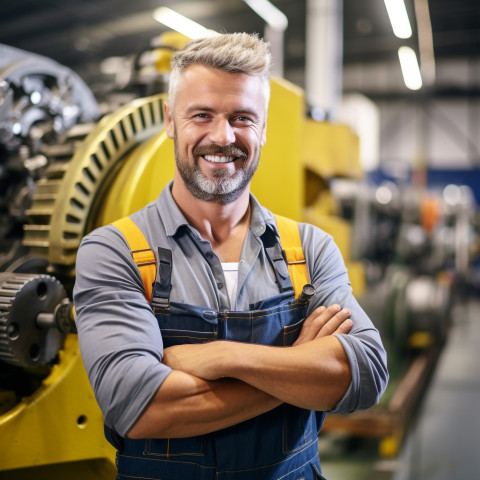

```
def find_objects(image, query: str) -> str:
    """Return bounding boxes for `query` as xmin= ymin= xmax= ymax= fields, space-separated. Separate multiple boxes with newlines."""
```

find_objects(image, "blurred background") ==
xmin=0 ymin=1 xmax=479 ymax=479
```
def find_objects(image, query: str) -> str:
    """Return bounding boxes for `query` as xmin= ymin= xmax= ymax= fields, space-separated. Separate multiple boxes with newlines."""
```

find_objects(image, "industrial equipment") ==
xmin=0 ymin=44 xmax=98 ymax=274
xmin=331 ymin=179 xmax=478 ymax=350
xmin=0 ymin=44 xmax=117 ymax=479
xmin=320 ymin=177 xmax=479 ymax=456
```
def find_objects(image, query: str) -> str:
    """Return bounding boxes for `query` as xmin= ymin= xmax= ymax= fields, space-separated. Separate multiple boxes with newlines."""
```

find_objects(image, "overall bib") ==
xmin=107 ymin=217 xmax=328 ymax=480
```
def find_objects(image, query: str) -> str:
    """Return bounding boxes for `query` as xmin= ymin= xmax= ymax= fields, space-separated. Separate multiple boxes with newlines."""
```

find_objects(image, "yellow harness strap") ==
xmin=111 ymin=214 xmax=309 ymax=302
xmin=111 ymin=216 xmax=156 ymax=303
xmin=273 ymin=214 xmax=310 ymax=297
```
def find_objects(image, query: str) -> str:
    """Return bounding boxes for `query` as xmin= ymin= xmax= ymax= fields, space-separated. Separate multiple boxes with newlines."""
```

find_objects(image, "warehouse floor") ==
xmin=319 ymin=293 xmax=480 ymax=480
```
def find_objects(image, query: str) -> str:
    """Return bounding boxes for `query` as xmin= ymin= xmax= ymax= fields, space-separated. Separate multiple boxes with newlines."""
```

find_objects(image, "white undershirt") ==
xmin=222 ymin=262 xmax=239 ymax=308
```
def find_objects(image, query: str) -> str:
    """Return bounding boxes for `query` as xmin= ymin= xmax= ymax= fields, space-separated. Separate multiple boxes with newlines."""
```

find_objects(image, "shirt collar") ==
xmin=156 ymin=181 xmax=190 ymax=237
xmin=248 ymin=194 xmax=278 ymax=238
xmin=155 ymin=181 xmax=278 ymax=238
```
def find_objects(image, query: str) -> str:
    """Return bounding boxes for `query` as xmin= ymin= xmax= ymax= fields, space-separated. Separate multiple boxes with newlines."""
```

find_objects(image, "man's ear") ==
xmin=164 ymin=102 xmax=174 ymax=139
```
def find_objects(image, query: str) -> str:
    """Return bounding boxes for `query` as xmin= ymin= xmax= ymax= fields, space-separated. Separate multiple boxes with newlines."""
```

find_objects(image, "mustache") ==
xmin=193 ymin=144 xmax=248 ymax=160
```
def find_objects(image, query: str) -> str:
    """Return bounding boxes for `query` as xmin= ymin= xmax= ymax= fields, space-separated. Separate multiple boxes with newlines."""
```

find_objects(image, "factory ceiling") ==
xmin=0 ymin=0 xmax=479 ymax=100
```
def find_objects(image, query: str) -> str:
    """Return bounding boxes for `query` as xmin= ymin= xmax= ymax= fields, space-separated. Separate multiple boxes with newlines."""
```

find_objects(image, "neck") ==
xmin=171 ymin=178 xmax=251 ymax=262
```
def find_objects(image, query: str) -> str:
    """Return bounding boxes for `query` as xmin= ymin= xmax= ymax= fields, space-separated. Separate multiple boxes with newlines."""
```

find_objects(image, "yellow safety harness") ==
xmin=112 ymin=214 xmax=309 ymax=301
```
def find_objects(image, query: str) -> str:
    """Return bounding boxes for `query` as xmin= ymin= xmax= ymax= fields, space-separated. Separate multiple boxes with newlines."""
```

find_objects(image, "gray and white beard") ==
xmin=174 ymin=141 xmax=259 ymax=204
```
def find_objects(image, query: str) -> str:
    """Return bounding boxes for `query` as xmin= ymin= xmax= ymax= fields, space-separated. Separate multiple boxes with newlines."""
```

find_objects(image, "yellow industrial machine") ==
xmin=302 ymin=118 xmax=365 ymax=296
xmin=0 ymin=36 xmax=362 ymax=478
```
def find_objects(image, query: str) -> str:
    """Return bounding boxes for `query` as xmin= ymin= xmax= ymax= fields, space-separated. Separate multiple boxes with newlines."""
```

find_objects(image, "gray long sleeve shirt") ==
xmin=73 ymin=182 xmax=388 ymax=437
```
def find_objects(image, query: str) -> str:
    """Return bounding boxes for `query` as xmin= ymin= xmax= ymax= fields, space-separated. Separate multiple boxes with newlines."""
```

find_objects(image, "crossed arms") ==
xmin=127 ymin=304 xmax=353 ymax=439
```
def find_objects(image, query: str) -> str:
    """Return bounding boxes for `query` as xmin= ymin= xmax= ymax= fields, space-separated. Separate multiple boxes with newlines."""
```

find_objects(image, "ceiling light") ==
xmin=414 ymin=0 xmax=435 ymax=85
xmin=243 ymin=0 xmax=288 ymax=30
xmin=384 ymin=0 xmax=412 ymax=39
xmin=152 ymin=7 xmax=217 ymax=39
xmin=398 ymin=46 xmax=422 ymax=90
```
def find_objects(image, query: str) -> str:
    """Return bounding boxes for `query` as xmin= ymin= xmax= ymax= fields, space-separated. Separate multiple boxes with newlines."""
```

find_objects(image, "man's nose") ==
xmin=208 ymin=119 xmax=236 ymax=145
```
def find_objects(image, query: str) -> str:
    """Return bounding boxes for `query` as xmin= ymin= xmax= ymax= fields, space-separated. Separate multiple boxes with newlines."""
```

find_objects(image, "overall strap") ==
xmin=264 ymin=240 xmax=295 ymax=294
xmin=111 ymin=216 xmax=156 ymax=302
xmin=151 ymin=248 xmax=172 ymax=308
xmin=111 ymin=214 xmax=309 ymax=302
xmin=273 ymin=214 xmax=310 ymax=298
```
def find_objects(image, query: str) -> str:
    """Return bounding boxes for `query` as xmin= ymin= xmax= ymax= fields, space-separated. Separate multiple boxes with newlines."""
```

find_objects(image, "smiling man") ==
xmin=74 ymin=33 xmax=388 ymax=480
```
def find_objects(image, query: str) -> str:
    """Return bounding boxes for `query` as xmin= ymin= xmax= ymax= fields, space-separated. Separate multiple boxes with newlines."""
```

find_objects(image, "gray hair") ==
xmin=168 ymin=33 xmax=271 ymax=112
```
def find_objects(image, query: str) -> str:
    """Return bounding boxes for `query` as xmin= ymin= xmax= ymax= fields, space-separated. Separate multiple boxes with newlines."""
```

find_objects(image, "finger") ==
xmin=332 ymin=318 xmax=353 ymax=335
xmin=303 ymin=305 xmax=327 ymax=328
xmin=307 ymin=304 xmax=343 ymax=335
xmin=314 ymin=308 xmax=351 ymax=339
xmin=293 ymin=306 xmax=327 ymax=346
xmin=294 ymin=304 xmax=343 ymax=345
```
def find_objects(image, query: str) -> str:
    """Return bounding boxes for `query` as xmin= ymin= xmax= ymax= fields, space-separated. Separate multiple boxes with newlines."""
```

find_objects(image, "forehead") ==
xmin=174 ymin=64 xmax=267 ymax=116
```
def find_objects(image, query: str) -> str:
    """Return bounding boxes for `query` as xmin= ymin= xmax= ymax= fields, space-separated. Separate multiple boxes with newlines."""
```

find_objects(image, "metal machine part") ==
xmin=332 ymin=179 xmax=478 ymax=278
xmin=0 ymin=44 xmax=99 ymax=272
xmin=0 ymin=93 xmax=168 ymax=419
xmin=0 ymin=44 xmax=98 ymax=151
xmin=0 ymin=272 xmax=74 ymax=367
xmin=329 ymin=177 xmax=479 ymax=366
xmin=23 ymin=94 xmax=167 ymax=267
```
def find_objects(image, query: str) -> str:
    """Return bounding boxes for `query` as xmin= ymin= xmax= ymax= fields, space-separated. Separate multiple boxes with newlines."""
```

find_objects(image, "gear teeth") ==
xmin=22 ymin=94 xmax=166 ymax=267
xmin=0 ymin=275 xmax=39 ymax=364
xmin=0 ymin=273 xmax=66 ymax=367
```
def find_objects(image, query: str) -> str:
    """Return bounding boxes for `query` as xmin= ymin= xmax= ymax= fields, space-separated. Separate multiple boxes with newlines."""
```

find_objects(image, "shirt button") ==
xmin=206 ymin=252 xmax=213 ymax=259
xmin=217 ymin=282 xmax=224 ymax=289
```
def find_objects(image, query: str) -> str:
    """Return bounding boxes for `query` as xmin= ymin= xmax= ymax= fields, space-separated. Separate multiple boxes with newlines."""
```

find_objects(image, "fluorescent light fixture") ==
xmin=153 ymin=7 xmax=218 ymax=39
xmin=384 ymin=0 xmax=412 ymax=38
xmin=398 ymin=46 xmax=422 ymax=90
xmin=414 ymin=0 xmax=436 ymax=85
xmin=243 ymin=0 xmax=288 ymax=30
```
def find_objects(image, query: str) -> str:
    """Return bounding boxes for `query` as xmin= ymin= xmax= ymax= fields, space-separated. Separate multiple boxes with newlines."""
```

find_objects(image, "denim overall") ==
xmin=106 ymin=226 xmax=327 ymax=480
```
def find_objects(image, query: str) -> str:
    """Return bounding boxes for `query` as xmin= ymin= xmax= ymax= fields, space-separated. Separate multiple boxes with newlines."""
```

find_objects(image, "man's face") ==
xmin=165 ymin=64 xmax=268 ymax=204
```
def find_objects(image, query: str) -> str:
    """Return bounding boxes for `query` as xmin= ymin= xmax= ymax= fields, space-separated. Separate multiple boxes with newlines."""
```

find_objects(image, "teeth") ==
xmin=204 ymin=155 xmax=235 ymax=163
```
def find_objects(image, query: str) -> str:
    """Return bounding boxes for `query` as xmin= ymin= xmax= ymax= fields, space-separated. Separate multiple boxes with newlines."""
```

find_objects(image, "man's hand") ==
xmin=163 ymin=342 xmax=224 ymax=380
xmin=293 ymin=304 xmax=352 ymax=346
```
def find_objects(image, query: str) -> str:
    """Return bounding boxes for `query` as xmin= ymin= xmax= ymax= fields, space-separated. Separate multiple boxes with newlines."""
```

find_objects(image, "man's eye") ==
xmin=234 ymin=116 xmax=253 ymax=124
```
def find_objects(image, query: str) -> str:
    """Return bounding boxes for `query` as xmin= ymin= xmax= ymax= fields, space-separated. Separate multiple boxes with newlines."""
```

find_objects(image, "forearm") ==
xmin=220 ymin=336 xmax=351 ymax=411
xmin=164 ymin=336 xmax=352 ymax=412
xmin=127 ymin=370 xmax=281 ymax=439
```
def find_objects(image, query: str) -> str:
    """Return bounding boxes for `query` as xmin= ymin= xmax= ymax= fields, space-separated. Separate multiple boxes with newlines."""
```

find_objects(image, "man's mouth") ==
xmin=203 ymin=155 xmax=236 ymax=163
xmin=193 ymin=145 xmax=248 ymax=163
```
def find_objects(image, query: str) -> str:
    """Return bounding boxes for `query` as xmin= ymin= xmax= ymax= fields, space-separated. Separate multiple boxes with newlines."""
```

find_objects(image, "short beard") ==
xmin=174 ymin=140 xmax=259 ymax=204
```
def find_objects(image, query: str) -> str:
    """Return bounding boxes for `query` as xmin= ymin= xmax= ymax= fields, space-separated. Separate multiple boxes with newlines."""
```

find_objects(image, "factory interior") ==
xmin=0 ymin=0 xmax=479 ymax=479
